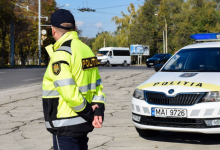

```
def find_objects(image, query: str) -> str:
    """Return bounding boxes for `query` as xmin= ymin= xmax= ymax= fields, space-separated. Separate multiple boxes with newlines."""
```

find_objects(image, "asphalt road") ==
xmin=1 ymin=65 xmax=220 ymax=149
xmin=0 ymin=68 xmax=46 ymax=90
xmin=0 ymin=65 xmax=151 ymax=90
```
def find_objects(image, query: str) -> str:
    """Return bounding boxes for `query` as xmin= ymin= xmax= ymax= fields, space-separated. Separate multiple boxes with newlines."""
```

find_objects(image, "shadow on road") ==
xmin=141 ymin=131 xmax=220 ymax=145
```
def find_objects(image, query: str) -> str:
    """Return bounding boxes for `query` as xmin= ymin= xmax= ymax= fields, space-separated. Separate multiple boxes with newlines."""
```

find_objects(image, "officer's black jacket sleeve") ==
xmin=91 ymin=102 xmax=105 ymax=121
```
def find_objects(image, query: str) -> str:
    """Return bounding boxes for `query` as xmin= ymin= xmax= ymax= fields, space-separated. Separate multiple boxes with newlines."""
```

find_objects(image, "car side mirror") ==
xmin=154 ymin=64 xmax=163 ymax=72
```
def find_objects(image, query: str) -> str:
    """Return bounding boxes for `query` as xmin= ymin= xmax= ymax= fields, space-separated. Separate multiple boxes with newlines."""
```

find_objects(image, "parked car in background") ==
xmin=154 ymin=64 xmax=163 ymax=72
xmin=146 ymin=53 xmax=172 ymax=67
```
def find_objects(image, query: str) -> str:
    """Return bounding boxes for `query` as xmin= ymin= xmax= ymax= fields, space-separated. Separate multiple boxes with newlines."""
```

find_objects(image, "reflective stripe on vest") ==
xmin=45 ymin=121 xmax=52 ymax=128
xmin=92 ymin=95 xmax=105 ymax=102
xmin=45 ymin=117 xmax=86 ymax=128
xmin=56 ymin=46 xmax=72 ymax=55
xmin=42 ymin=90 xmax=60 ymax=96
xmin=43 ymin=79 xmax=101 ymax=96
xmin=79 ymin=79 xmax=102 ymax=93
xmin=54 ymin=78 xmax=76 ymax=88
xmin=72 ymin=97 xmax=87 ymax=111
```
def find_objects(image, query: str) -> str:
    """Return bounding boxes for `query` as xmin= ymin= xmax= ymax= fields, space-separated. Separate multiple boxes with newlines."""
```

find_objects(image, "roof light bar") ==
xmin=190 ymin=33 xmax=220 ymax=41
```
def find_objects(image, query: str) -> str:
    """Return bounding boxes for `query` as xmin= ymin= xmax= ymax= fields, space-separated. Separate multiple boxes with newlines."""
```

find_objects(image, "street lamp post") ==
xmin=58 ymin=4 xmax=69 ymax=8
xmin=155 ymin=14 xmax=168 ymax=54
xmin=16 ymin=2 xmax=69 ymax=65
xmin=38 ymin=3 xmax=69 ymax=65
xmin=15 ymin=4 xmax=29 ymax=11
xmin=98 ymin=27 xmax=105 ymax=47
xmin=14 ymin=2 xmax=67 ymax=66
xmin=163 ymin=31 xmax=165 ymax=53
xmin=16 ymin=2 xmax=48 ymax=65
xmin=38 ymin=0 xmax=41 ymax=65
xmin=164 ymin=17 xmax=168 ymax=54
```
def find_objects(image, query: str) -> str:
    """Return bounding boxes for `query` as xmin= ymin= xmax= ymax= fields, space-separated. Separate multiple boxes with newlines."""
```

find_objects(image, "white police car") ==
xmin=132 ymin=33 xmax=220 ymax=137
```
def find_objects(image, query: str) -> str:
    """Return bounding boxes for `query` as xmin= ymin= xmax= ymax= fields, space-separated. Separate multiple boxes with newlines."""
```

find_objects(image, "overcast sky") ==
xmin=55 ymin=0 xmax=144 ymax=38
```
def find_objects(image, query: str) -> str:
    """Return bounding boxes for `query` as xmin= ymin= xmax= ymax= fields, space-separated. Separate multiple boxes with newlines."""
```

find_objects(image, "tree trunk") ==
xmin=1 ymin=28 xmax=6 ymax=66
xmin=19 ymin=44 xmax=25 ymax=65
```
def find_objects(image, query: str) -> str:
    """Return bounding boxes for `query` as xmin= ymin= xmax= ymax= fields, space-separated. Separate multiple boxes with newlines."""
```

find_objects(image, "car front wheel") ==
xmin=106 ymin=61 xmax=110 ymax=67
xmin=123 ymin=61 xmax=128 ymax=67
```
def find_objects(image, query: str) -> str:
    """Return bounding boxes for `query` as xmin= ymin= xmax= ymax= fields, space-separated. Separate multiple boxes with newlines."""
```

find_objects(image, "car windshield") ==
xmin=97 ymin=51 xmax=109 ymax=56
xmin=162 ymin=48 xmax=220 ymax=72
xmin=152 ymin=54 xmax=164 ymax=58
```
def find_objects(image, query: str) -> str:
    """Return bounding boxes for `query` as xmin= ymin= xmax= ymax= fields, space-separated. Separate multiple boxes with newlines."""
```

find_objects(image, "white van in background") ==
xmin=97 ymin=47 xmax=131 ymax=67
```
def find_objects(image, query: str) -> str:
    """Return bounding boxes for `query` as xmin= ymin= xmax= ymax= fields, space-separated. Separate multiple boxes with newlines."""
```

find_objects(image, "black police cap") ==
xmin=51 ymin=9 xmax=75 ymax=30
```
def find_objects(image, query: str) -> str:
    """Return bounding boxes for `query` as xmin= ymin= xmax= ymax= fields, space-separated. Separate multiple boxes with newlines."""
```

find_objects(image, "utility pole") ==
xmin=163 ymin=17 xmax=167 ymax=54
xmin=15 ymin=2 xmax=53 ymax=66
xmin=104 ymin=35 xmax=106 ymax=47
xmin=163 ymin=31 xmax=165 ymax=53
xmin=37 ymin=3 xmax=69 ymax=65
xmin=38 ymin=0 xmax=41 ymax=65
xmin=11 ymin=2 xmax=53 ymax=66
xmin=155 ymin=14 xmax=168 ymax=54
xmin=98 ymin=27 xmax=105 ymax=47
xmin=165 ymin=19 xmax=168 ymax=54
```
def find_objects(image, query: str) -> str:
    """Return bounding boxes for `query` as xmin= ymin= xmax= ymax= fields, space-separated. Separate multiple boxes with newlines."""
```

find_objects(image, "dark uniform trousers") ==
xmin=53 ymin=135 xmax=89 ymax=150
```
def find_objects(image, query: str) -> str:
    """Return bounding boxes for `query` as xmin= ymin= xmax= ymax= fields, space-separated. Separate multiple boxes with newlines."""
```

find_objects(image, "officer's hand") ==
xmin=92 ymin=104 xmax=99 ymax=111
xmin=92 ymin=116 xmax=102 ymax=128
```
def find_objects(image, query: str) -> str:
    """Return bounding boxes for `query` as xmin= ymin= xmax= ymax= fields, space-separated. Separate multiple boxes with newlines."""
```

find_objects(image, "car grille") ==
xmin=145 ymin=92 xmax=205 ymax=106
xmin=147 ymin=60 xmax=155 ymax=63
xmin=139 ymin=116 xmax=206 ymax=128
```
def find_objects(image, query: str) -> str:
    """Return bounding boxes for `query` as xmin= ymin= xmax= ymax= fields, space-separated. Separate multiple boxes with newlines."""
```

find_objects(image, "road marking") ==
xmin=0 ymin=72 xmax=6 ymax=73
xmin=23 ymin=78 xmax=42 ymax=82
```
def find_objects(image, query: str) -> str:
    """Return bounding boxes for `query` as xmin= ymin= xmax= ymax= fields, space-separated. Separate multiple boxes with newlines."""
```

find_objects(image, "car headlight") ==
xmin=202 ymin=91 xmax=220 ymax=102
xmin=146 ymin=59 xmax=149 ymax=61
xmin=133 ymin=89 xmax=145 ymax=100
xmin=101 ymin=59 xmax=107 ymax=62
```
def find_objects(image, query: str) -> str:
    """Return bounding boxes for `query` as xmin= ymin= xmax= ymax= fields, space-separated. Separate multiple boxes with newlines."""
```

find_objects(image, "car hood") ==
xmin=97 ymin=56 xmax=107 ymax=60
xmin=147 ymin=58 xmax=160 ymax=61
xmin=137 ymin=72 xmax=220 ymax=96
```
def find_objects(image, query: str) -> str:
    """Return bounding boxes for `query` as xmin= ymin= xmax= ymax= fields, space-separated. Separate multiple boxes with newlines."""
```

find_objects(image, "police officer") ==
xmin=42 ymin=9 xmax=105 ymax=150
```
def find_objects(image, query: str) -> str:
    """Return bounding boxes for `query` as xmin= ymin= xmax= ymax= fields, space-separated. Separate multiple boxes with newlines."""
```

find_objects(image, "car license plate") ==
xmin=151 ymin=107 xmax=187 ymax=118
xmin=149 ymin=63 xmax=153 ymax=65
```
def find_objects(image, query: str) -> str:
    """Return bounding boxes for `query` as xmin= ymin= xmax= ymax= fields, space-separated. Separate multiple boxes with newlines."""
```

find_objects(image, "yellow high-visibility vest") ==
xmin=42 ymin=31 xmax=105 ymax=137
